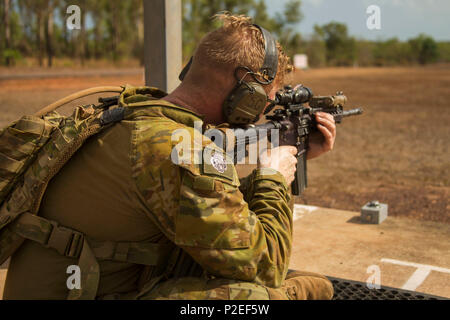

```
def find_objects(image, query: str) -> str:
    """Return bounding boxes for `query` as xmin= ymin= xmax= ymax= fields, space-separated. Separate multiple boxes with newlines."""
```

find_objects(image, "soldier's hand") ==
xmin=258 ymin=146 xmax=298 ymax=184
xmin=307 ymin=112 xmax=336 ymax=160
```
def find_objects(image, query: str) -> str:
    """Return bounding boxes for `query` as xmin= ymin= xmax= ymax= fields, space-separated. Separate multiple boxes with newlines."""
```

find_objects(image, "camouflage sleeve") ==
xmin=176 ymin=158 xmax=293 ymax=288
xmin=238 ymin=173 xmax=252 ymax=203
xmin=132 ymin=121 xmax=293 ymax=288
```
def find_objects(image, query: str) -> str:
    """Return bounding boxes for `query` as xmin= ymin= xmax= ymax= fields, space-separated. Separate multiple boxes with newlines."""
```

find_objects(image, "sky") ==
xmin=265 ymin=0 xmax=450 ymax=41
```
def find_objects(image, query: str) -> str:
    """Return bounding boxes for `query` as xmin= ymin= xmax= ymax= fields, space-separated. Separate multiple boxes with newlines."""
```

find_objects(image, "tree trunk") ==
xmin=93 ymin=15 xmax=101 ymax=60
xmin=4 ymin=0 xmax=11 ymax=66
xmin=61 ymin=7 xmax=70 ymax=58
xmin=45 ymin=3 xmax=54 ymax=68
xmin=137 ymin=4 xmax=144 ymax=65
xmin=110 ymin=1 xmax=120 ymax=62
xmin=80 ymin=0 xmax=86 ymax=66
xmin=36 ymin=10 xmax=44 ymax=67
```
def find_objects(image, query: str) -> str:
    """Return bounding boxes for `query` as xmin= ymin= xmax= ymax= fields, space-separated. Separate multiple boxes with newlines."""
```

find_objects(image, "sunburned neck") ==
xmin=163 ymin=84 xmax=226 ymax=125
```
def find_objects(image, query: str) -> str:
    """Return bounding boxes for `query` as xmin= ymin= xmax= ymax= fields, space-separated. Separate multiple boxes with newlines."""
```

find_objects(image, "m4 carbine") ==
xmin=235 ymin=85 xmax=363 ymax=196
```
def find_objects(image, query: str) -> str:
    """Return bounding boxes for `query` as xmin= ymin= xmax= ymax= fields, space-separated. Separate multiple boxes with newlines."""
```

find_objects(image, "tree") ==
xmin=272 ymin=0 xmax=303 ymax=57
xmin=85 ymin=0 xmax=107 ymax=60
xmin=372 ymin=38 xmax=412 ymax=66
xmin=355 ymin=39 xmax=375 ymax=67
xmin=437 ymin=42 xmax=450 ymax=63
xmin=408 ymin=34 xmax=438 ymax=65
xmin=17 ymin=0 xmax=48 ymax=66
xmin=44 ymin=0 xmax=54 ymax=67
xmin=182 ymin=0 xmax=256 ymax=61
xmin=32 ymin=0 xmax=48 ymax=67
xmin=314 ymin=22 xmax=356 ymax=66
xmin=5 ymin=0 xmax=447 ymax=69
xmin=305 ymin=33 xmax=326 ymax=67
xmin=181 ymin=0 xmax=304 ymax=62
xmin=3 ymin=0 xmax=11 ymax=65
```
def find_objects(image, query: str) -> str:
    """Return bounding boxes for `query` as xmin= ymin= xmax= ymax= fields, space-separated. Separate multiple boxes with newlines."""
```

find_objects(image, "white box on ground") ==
xmin=361 ymin=201 xmax=388 ymax=224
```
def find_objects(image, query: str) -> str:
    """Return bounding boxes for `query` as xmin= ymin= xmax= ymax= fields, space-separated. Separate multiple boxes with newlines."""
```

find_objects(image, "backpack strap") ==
xmin=0 ymin=86 xmax=184 ymax=299
xmin=10 ymin=212 xmax=173 ymax=299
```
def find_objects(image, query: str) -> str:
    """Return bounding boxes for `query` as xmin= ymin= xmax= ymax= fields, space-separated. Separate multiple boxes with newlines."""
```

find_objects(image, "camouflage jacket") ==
xmin=4 ymin=96 xmax=293 ymax=299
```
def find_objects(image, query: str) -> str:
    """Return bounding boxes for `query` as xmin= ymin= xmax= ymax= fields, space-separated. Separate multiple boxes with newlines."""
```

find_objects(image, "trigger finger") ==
xmin=318 ymin=124 xmax=332 ymax=140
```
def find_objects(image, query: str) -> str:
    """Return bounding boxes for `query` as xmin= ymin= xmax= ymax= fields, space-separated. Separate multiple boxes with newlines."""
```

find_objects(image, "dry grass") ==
xmin=0 ymin=65 xmax=448 ymax=223
xmin=290 ymin=66 xmax=450 ymax=223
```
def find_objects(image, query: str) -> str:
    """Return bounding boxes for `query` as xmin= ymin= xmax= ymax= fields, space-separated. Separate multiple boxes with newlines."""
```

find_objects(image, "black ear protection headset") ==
xmin=179 ymin=24 xmax=278 ymax=126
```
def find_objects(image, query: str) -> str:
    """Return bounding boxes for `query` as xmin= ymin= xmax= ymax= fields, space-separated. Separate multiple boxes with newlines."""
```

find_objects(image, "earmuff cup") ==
xmin=223 ymin=81 xmax=268 ymax=125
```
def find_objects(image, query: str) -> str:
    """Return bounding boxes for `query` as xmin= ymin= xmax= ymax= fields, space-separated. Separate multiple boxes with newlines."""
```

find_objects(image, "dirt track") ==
xmin=0 ymin=66 xmax=448 ymax=223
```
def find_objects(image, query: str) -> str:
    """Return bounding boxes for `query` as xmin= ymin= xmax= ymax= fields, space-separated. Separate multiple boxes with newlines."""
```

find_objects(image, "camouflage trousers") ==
xmin=137 ymin=270 xmax=334 ymax=300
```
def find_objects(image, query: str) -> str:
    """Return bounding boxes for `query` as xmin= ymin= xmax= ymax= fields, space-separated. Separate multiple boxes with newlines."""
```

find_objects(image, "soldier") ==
xmin=3 ymin=13 xmax=336 ymax=300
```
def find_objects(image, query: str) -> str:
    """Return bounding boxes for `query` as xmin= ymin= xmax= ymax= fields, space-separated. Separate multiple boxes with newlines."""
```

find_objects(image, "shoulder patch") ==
xmin=202 ymin=148 xmax=236 ymax=184
xmin=210 ymin=152 xmax=227 ymax=174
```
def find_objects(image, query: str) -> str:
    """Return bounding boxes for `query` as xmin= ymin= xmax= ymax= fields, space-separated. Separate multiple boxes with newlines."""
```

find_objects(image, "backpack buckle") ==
xmin=46 ymin=222 xmax=84 ymax=258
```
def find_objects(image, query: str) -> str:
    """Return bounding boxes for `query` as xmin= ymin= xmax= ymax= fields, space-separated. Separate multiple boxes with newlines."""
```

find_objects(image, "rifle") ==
xmin=233 ymin=85 xmax=363 ymax=196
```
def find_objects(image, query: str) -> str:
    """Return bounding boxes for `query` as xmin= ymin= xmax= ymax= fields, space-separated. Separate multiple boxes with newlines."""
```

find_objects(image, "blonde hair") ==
xmin=191 ymin=12 xmax=293 ymax=87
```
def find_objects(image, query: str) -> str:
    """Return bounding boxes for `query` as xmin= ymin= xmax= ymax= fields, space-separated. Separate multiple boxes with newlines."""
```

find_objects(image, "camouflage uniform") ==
xmin=3 ymin=90 xmax=333 ymax=300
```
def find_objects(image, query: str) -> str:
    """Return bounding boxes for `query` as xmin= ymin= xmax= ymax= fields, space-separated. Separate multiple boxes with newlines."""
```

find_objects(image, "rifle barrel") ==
xmin=342 ymin=108 xmax=363 ymax=117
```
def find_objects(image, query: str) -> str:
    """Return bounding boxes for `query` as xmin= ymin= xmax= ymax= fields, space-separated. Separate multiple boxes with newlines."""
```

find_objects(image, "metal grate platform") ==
xmin=328 ymin=276 xmax=447 ymax=300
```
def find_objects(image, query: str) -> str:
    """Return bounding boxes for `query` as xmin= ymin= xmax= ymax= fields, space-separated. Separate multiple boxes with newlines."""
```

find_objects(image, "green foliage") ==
xmin=305 ymin=26 xmax=445 ymax=67
xmin=283 ymin=0 xmax=303 ymax=25
xmin=314 ymin=22 xmax=356 ymax=66
xmin=271 ymin=0 xmax=303 ymax=57
xmin=181 ymin=0 xmax=303 ymax=61
xmin=408 ymin=34 xmax=439 ymax=65
xmin=437 ymin=42 xmax=450 ymax=62
xmin=304 ymin=34 xmax=326 ymax=67
xmin=182 ymin=0 xmax=256 ymax=60
xmin=355 ymin=40 xmax=375 ymax=67
xmin=1 ymin=0 xmax=449 ymax=68
xmin=2 ymin=48 xmax=22 ymax=65
xmin=1 ymin=0 xmax=144 ymax=66
xmin=372 ymin=38 xmax=413 ymax=66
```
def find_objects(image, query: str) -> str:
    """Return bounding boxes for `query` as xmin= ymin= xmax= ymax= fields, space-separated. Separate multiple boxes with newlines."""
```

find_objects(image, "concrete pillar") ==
xmin=143 ymin=0 xmax=182 ymax=92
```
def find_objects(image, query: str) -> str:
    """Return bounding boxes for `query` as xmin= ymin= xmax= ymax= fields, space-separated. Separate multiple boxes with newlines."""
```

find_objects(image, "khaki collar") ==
xmin=123 ymin=98 xmax=204 ymax=128
xmin=119 ymin=84 xmax=204 ymax=127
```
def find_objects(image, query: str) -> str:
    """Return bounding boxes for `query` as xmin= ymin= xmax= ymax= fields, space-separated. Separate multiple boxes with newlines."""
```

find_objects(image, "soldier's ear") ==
xmin=179 ymin=57 xmax=193 ymax=81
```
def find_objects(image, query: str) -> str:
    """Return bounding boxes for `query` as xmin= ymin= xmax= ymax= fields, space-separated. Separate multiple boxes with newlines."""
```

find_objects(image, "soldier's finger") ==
xmin=290 ymin=155 xmax=298 ymax=165
xmin=317 ymin=124 xmax=334 ymax=150
xmin=280 ymin=145 xmax=298 ymax=155
xmin=316 ymin=113 xmax=335 ymax=127
xmin=316 ymin=112 xmax=335 ymax=123
xmin=316 ymin=116 xmax=336 ymax=137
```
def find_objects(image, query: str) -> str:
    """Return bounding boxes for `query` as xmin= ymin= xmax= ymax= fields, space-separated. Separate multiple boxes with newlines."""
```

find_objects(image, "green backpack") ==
xmin=0 ymin=85 xmax=176 ymax=299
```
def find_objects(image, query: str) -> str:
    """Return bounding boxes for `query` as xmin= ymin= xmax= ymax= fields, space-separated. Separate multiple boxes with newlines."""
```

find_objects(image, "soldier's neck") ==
xmin=163 ymin=84 xmax=226 ymax=125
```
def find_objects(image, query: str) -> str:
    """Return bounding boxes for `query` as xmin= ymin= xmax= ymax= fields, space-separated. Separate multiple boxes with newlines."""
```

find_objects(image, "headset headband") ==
xmin=253 ymin=24 xmax=278 ymax=82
